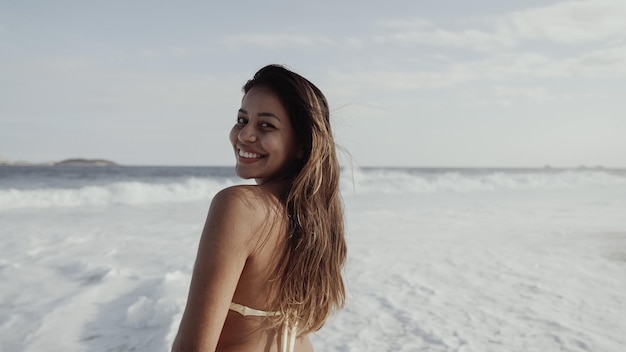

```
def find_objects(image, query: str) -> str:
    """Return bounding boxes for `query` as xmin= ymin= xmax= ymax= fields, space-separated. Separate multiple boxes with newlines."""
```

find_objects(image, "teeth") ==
xmin=239 ymin=149 xmax=262 ymax=158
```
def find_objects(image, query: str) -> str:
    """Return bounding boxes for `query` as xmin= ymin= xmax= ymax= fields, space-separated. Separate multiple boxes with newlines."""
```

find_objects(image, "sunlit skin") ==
xmin=229 ymin=87 xmax=302 ymax=186
xmin=172 ymin=86 xmax=313 ymax=352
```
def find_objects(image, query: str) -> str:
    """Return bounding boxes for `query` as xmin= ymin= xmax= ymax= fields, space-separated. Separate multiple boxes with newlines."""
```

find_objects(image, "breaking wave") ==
xmin=341 ymin=168 xmax=626 ymax=194
xmin=2 ymin=168 xmax=625 ymax=210
xmin=0 ymin=178 xmax=237 ymax=210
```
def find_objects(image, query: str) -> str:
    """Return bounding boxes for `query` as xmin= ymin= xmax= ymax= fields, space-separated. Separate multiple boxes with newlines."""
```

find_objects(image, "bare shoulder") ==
xmin=212 ymin=185 xmax=279 ymax=214
xmin=213 ymin=184 xmax=274 ymax=202
xmin=207 ymin=185 xmax=282 ymax=239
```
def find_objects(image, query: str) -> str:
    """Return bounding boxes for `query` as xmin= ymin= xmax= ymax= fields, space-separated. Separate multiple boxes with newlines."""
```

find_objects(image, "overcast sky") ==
xmin=1 ymin=0 xmax=625 ymax=167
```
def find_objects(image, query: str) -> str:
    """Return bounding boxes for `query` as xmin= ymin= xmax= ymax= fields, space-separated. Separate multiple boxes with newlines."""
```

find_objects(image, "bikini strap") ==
xmin=229 ymin=302 xmax=280 ymax=317
xmin=281 ymin=321 xmax=297 ymax=352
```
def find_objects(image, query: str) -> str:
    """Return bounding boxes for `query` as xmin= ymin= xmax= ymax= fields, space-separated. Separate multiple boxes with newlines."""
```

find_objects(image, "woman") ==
xmin=172 ymin=65 xmax=347 ymax=352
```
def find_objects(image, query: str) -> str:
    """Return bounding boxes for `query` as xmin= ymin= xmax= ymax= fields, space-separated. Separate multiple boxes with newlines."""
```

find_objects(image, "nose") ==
xmin=238 ymin=123 xmax=257 ymax=143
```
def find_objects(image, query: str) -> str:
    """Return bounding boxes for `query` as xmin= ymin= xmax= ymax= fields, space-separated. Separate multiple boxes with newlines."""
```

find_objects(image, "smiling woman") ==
xmin=230 ymin=87 xmax=302 ymax=185
xmin=171 ymin=65 xmax=347 ymax=352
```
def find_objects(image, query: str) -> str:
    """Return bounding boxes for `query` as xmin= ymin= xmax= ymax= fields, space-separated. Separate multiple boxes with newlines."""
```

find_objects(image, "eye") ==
xmin=236 ymin=116 xmax=247 ymax=124
xmin=260 ymin=122 xmax=275 ymax=129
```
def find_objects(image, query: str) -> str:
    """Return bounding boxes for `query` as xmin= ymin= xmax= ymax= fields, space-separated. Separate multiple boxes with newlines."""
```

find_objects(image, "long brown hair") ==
xmin=243 ymin=64 xmax=346 ymax=335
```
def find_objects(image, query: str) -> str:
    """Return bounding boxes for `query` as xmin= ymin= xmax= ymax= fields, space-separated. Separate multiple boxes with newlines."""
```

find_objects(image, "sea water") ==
xmin=1 ymin=166 xmax=625 ymax=351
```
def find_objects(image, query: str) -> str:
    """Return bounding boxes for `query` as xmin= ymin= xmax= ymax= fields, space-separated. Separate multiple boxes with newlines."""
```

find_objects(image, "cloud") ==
xmin=560 ymin=45 xmax=626 ymax=76
xmin=325 ymin=51 xmax=560 ymax=94
xmin=472 ymin=46 xmax=626 ymax=80
xmin=372 ymin=1 xmax=626 ymax=53
xmin=374 ymin=17 xmax=434 ymax=30
xmin=501 ymin=0 xmax=626 ymax=44
xmin=349 ymin=0 xmax=626 ymax=96
xmin=324 ymin=43 xmax=626 ymax=101
xmin=327 ymin=69 xmax=474 ymax=94
xmin=373 ymin=28 xmax=517 ymax=52
xmin=462 ymin=85 xmax=551 ymax=107
xmin=372 ymin=14 xmax=516 ymax=52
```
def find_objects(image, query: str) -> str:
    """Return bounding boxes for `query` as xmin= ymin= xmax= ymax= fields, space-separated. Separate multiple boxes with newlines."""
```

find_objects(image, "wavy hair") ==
xmin=243 ymin=64 xmax=346 ymax=335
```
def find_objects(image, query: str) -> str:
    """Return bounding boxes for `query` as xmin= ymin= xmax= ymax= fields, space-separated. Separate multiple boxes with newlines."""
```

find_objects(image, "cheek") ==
xmin=229 ymin=127 xmax=238 ymax=146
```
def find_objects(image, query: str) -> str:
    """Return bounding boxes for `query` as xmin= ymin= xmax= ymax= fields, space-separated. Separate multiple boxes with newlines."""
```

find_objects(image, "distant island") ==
xmin=0 ymin=158 xmax=118 ymax=166
xmin=53 ymin=158 xmax=118 ymax=166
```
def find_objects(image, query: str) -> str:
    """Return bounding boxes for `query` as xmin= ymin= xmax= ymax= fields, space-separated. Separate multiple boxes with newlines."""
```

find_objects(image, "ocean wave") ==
xmin=2 ymin=169 xmax=625 ymax=210
xmin=340 ymin=168 xmax=626 ymax=194
xmin=0 ymin=177 xmax=236 ymax=210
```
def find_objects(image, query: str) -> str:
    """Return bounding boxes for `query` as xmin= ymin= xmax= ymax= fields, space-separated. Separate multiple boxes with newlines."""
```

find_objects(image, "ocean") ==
xmin=1 ymin=166 xmax=625 ymax=351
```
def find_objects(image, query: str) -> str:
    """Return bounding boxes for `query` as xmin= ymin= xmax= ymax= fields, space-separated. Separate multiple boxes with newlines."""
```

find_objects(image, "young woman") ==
xmin=172 ymin=65 xmax=347 ymax=352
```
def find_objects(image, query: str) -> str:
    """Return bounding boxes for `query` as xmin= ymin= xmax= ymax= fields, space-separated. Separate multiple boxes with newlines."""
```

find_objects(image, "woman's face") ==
xmin=230 ymin=86 xmax=301 ymax=185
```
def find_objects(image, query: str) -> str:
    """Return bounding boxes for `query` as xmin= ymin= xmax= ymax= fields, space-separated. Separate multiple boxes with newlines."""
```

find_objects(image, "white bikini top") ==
xmin=229 ymin=302 xmax=297 ymax=352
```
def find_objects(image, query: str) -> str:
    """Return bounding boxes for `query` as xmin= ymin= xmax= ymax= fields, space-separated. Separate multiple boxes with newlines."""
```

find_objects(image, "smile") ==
xmin=238 ymin=149 xmax=264 ymax=159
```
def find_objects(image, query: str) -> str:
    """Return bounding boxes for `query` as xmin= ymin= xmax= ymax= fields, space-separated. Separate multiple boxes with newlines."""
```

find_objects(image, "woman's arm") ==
xmin=172 ymin=187 xmax=262 ymax=352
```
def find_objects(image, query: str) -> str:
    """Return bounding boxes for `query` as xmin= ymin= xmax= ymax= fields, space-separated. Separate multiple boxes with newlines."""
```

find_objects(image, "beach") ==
xmin=1 ymin=166 xmax=625 ymax=351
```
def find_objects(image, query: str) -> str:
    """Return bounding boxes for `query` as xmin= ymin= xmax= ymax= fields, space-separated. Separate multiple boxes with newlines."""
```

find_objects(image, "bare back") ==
xmin=172 ymin=184 xmax=313 ymax=352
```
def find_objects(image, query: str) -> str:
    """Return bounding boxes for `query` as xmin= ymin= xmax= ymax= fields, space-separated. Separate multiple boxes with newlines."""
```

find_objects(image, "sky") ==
xmin=1 ymin=0 xmax=625 ymax=168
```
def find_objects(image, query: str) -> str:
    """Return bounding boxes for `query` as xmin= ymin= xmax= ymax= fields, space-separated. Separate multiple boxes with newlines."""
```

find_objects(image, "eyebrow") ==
xmin=238 ymin=109 xmax=281 ymax=121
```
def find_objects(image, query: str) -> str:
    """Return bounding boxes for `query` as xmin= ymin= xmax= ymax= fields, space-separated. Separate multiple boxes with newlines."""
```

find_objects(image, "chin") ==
xmin=234 ymin=167 xmax=256 ymax=180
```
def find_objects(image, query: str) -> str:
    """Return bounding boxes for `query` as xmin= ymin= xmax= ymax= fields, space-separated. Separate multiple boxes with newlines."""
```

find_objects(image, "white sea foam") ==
xmin=3 ymin=169 xmax=623 ymax=210
xmin=1 ymin=167 xmax=625 ymax=351
xmin=0 ymin=177 xmax=236 ymax=210
xmin=342 ymin=168 xmax=626 ymax=194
